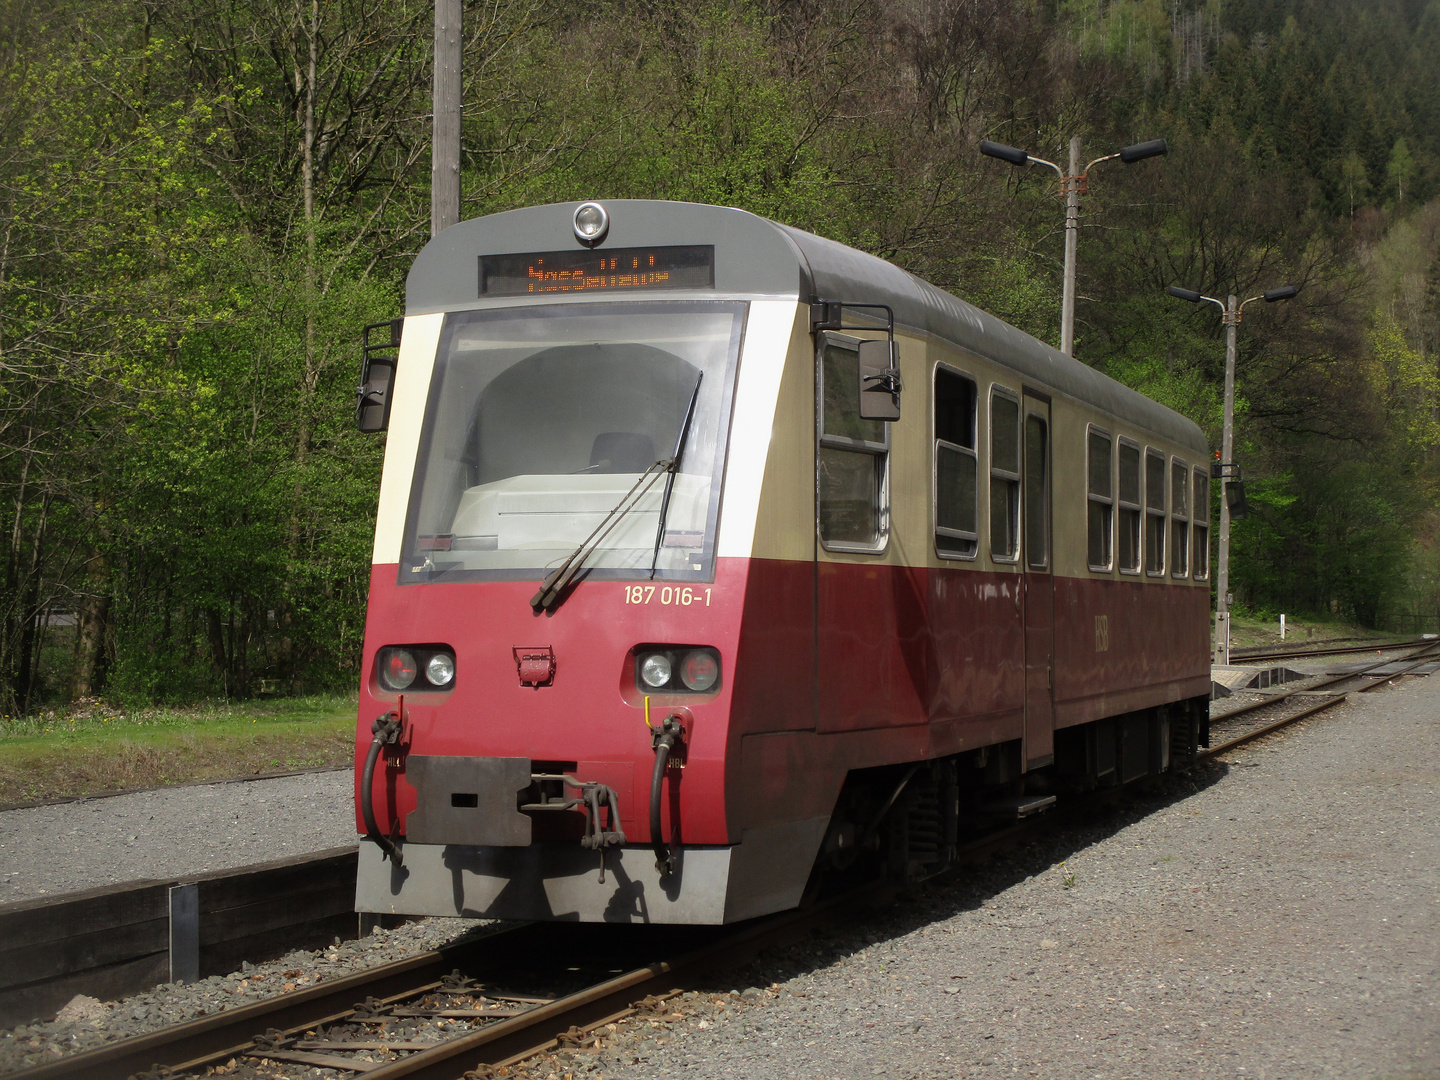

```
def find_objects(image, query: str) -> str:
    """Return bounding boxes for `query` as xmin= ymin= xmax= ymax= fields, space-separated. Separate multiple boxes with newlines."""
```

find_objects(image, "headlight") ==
xmin=680 ymin=650 xmax=719 ymax=692
xmin=640 ymin=653 xmax=672 ymax=689
xmin=573 ymin=202 xmax=609 ymax=246
xmin=634 ymin=646 xmax=721 ymax=694
xmin=380 ymin=648 xmax=417 ymax=691
xmin=377 ymin=644 xmax=455 ymax=693
xmin=425 ymin=652 xmax=456 ymax=687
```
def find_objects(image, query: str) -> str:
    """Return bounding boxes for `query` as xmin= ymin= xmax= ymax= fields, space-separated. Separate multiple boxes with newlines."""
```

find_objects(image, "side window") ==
xmin=1087 ymin=427 xmax=1113 ymax=571
xmin=1117 ymin=439 xmax=1141 ymax=573
xmin=934 ymin=366 xmax=978 ymax=559
xmin=989 ymin=389 xmax=1020 ymax=561
xmin=1192 ymin=468 xmax=1211 ymax=580
xmin=1170 ymin=460 xmax=1190 ymax=578
xmin=1144 ymin=448 xmax=1166 ymax=576
xmin=818 ymin=335 xmax=888 ymax=550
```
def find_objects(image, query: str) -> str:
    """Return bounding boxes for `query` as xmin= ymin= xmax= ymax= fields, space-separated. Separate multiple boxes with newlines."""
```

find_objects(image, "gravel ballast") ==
xmin=0 ymin=770 xmax=355 ymax=904
xmin=537 ymin=675 xmax=1439 ymax=1080
xmin=2 ymin=675 xmax=1437 ymax=1078
xmin=0 ymin=918 xmax=488 ymax=1074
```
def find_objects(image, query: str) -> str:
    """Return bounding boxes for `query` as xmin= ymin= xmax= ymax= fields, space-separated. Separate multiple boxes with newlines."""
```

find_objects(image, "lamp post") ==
xmin=981 ymin=136 xmax=1168 ymax=356
xmin=1166 ymin=283 xmax=1299 ymax=664
xmin=432 ymin=0 xmax=462 ymax=236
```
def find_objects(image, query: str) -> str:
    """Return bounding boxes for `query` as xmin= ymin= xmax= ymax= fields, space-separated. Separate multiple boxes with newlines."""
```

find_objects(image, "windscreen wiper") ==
xmin=530 ymin=460 xmax=670 ymax=613
xmin=649 ymin=372 xmax=704 ymax=579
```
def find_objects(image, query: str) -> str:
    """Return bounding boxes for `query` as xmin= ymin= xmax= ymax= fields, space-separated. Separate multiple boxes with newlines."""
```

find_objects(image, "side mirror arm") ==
xmin=813 ymin=299 xmax=903 ymax=422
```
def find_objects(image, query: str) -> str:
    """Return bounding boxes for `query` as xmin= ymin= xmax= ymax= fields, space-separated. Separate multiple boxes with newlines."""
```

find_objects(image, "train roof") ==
xmin=408 ymin=200 xmax=1208 ymax=453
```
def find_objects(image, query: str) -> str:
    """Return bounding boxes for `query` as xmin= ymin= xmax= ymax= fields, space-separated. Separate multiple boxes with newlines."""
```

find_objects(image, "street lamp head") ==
xmin=1263 ymin=285 xmax=1298 ymax=303
xmin=980 ymin=140 xmax=1030 ymax=167
xmin=1119 ymin=138 xmax=1168 ymax=163
xmin=1166 ymin=285 xmax=1203 ymax=303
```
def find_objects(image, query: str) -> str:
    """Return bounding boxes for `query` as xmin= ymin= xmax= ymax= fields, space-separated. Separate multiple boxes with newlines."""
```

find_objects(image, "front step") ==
xmin=981 ymin=794 xmax=1057 ymax=819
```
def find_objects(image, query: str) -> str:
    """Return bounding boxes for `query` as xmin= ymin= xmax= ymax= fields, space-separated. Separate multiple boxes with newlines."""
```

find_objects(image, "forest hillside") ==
xmin=2 ymin=0 xmax=1439 ymax=709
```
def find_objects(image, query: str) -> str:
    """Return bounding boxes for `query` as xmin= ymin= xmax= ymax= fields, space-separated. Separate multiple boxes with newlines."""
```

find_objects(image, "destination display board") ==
xmin=479 ymin=246 xmax=714 ymax=296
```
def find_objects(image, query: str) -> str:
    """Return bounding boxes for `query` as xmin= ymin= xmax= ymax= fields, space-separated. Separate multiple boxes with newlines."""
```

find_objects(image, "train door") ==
xmin=813 ymin=331 xmax=921 ymax=733
xmin=1022 ymin=391 xmax=1055 ymax=767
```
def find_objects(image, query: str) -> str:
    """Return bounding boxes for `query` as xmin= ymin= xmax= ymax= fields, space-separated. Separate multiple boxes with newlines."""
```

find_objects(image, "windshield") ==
xmin=400 ymin=301 xmax=745 ymax=584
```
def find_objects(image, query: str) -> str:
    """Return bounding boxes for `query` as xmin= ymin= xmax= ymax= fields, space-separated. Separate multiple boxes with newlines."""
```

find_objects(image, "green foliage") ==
xmin=4 ymin=0 xmax=1440 ymax=712
xmin=1 ymin=0 xmax=412 ymax=708
xmin=1367 ymin=313 xmax=1440 ymax=468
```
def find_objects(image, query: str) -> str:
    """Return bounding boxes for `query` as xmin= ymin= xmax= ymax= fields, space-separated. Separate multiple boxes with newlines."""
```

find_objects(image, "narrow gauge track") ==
xmin=6 ymin=819 xmax=1096 ymax=1080
xmin=1204 ymin=639 xmax=1440 ymax=758
xmin=7 ymin=920 xmax=716 ymax=1080
xmin=15 ymin=646 xmax=1437 ymax=1080
xmin=8 ymin=876 xmax=919 ymax=1080
xmin=1226 ymin=636 xmax=1431 ymax=663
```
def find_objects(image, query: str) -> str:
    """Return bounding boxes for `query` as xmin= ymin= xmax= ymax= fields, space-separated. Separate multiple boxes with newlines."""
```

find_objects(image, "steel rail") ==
xmin=354 ymin=896 xmax=871 ymax=1080
xmin=8 ymin=812 xmax=1072 ymax=1080
xmin=282 ymin=814 xmax=1069 ymax=1080
xmin=1227 ymin=637 xmax=1429 ymax=662
xmin=1354 ymin=652 xmax=1440 ymax=692
xmin=1203 ymin=641 xmax=1439 ymax=759
xmin=7 ymin=924 xmax=534 ymax=1080
xmin=1203 ymin=694 xmax=1348 ymax=758
xmin=1210 ymin=640 xmax=1440 ymax=727
xmin=372 ymin=814 xmax=1076 ymax=1080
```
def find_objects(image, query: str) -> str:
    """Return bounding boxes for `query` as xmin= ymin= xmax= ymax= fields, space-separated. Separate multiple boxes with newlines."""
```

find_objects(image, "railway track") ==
xmin=4 ymin=811 xmax=1079 ymax=1080
xmin=1204 ymin=639 xmax=1440 ymax=757
xmin=13 ymin=644 xmax=1435 ymax=1080
xmin=8 ymin=880 xmax=899 ymax=1080
xmin=1226 ymin=636 xmax=1432 ymax=663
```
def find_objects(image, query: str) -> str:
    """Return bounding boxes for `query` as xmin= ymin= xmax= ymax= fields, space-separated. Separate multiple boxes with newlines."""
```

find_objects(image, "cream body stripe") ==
xmin=716 ymin=301 xmax=799 ymax=559
xmin=371 ymin=313 xmax=444 ymax=565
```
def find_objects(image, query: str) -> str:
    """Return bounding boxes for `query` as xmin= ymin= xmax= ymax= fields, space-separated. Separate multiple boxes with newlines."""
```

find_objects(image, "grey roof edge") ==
xmin=405 ymin=200 xmax=1207 ymax=454
xmin=775 ymin=224 xmax=1209 ymax=455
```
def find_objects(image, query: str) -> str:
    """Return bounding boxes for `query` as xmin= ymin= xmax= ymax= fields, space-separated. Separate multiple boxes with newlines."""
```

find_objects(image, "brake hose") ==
xmin=649 ymin=715 xmax=685 ymax=876
xmin=362 ymin=713 xmax=404 ymax=865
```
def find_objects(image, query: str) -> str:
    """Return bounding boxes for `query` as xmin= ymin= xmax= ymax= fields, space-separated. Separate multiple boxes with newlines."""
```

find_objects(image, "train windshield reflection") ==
xmin=401 ymin=301 xmax=745 ymax=583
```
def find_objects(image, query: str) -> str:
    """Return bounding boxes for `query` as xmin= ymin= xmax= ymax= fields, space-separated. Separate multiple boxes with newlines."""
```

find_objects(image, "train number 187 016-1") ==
xmin=625 ymin=585 xmax=713 ymax=607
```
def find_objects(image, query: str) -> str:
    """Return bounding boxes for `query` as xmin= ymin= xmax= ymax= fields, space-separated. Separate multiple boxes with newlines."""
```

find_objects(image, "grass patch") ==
xmin=1225 ymin=611 xmax=1399 ymax=650
xmin=0 ymin=696 xmax=357 ymax=806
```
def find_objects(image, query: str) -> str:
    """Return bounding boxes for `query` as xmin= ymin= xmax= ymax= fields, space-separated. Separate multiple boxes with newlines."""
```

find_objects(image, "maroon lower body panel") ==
xmin=1051 ymin=574 xmax=1212 ymax=727
xmin=724 ymin=558 xmax=1209 ymax=833
xmin=355 ymin=558 xmax=1208 ymax=847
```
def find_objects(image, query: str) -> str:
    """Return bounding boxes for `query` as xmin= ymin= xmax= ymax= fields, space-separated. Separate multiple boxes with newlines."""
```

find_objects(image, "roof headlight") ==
xmin=573 ymin=202 xmax=609 ymax=246
xmin=640 ymin=652 xmax=672 ymax=689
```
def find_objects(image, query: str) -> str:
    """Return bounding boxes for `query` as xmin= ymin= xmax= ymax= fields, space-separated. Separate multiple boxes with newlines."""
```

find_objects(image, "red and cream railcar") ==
xmin=352 ymin=200 xmax=1212 ymax=925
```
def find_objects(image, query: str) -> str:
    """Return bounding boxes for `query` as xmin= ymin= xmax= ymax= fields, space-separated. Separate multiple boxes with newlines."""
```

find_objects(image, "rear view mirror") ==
xmin=356 ymin=319 xmax=402 ymax=433
xmin=1225 ymin=480 xmax=1247 ymax=520
xmin=858 ymin=338 xmax=901 ymax=422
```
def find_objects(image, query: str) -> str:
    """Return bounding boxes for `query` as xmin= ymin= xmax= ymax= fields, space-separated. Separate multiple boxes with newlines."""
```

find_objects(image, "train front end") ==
xmin=353 ymin=201 xmax=810 ymax=925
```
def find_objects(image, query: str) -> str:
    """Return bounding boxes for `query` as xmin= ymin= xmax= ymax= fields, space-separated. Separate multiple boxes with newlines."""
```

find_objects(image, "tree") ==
xmin=1387 ymin=136 xmax=1416 ymax=205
